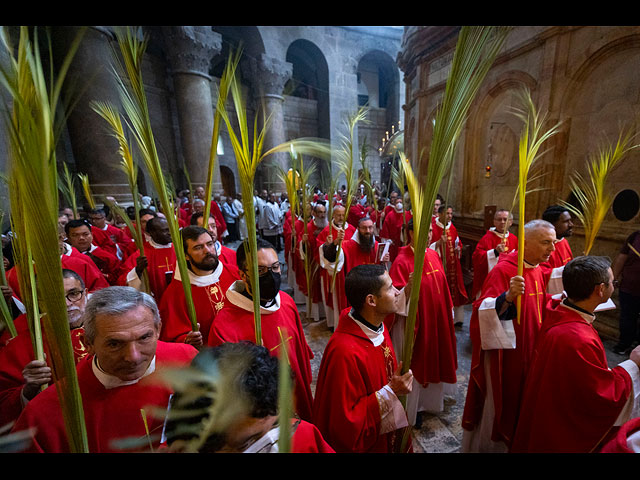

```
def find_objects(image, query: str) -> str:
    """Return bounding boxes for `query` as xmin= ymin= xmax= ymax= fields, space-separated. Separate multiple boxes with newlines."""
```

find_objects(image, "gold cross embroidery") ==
xmin=158 ymin=256 xmax=173 ymax=272
xmin=528 ymin=279 xmax=544 ymax=324
xmin=424 ymin=259 xmax=441 ymax=294
xmin=270 ymin=326 xmax=293 ymax=366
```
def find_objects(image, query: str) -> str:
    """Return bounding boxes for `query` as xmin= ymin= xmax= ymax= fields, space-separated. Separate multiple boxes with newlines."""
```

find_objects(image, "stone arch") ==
xmin=558 ymin=34 xmax=640 ymax=233
xmin=462 ymin=71 xmax=539 ymax=218
xmin=356 ymin=49 xmax=401 ymax=127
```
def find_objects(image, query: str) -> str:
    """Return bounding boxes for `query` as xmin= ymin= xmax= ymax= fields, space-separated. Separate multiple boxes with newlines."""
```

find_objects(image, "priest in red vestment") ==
xmin=164 ymin=342 xmax=333 ymax=453
xmin=540 ymin=205 xmax=575 ymax=294
xmin=65 ymin=219 xmax=123 ymax=286
xmin=431 ymin=205 xmax=468 ymax=325
xmin=347 ymin=197 xmax=368 ymax=229
xmin=10 ymin=286 xmax=198 ymax=453
xmin=208 ymin=239 xmax=315 ymax=422
xmin=193 ymin=186 xmax=227 ymax=240
xmin=379 ymin=201 xmax=412 ymax=262
xmin=159 ymin=226 xmax=239 ymax=347
xmin=0 ymin=270 xmax=90 ymax=427
xmin=461 ymin=219 xmax=557 ymax=452
xmin=511 ymin=255 xmax=640 ymax=453
xmin=312 ymin=264 xmax=413 ymax=453
xmin=88 ymin=208 xmax=133 ymax=261
xmin=471 ymin=209 xmax=518 ymax=300
xmin=190 ymin=211 xmax=238 ymax=275
xmin=118 ymin=216 xmax=176 ymax=303
xmin=317 ymin=205 xmax=355 ymax=330
xmin=387 ymin=219 xmax=458 ymax=426
xmin=296 ymin=201 xmax=327 ymax=321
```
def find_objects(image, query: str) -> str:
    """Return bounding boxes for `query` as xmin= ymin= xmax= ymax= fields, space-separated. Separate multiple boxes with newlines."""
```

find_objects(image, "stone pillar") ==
xmin=251 ymin=54 xmax=292 ymax=194
xmin=163 ymin=26 xmax=222 ymax=193
xmin=54 ymin=26 xmax=131 ymax=204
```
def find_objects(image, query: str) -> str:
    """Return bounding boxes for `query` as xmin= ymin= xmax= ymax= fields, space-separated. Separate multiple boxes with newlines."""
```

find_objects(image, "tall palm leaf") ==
xmin=77 ymin=172 xmax=96 ymax=210
xmin=0 ymin=25 xmax=88 ymax=452
xmin=560 ymin=129 xmax=638 ymax=255
xmin=396 ymin=26 xmax=510 ymax=451
xmin=511 ymin=88 xmax=561 ymax=324
xmin=58 ymin=162 xmax=79 ymax=218
xmin=110 ymin=26 xmax=198 ymax=331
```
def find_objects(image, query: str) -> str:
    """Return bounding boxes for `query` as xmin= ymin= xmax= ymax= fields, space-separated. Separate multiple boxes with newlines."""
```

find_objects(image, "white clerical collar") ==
xmin=148 ymin=238 xmax=172 ymax=249
xmin=348 ymin=310 xmax=385 ymax=346
xmin=331 ymin=221 xmax=344 ymax=231
xmin=225 ymin=280 xmax=281 ymax=314
xmin=490 ymin=227 xmax=509 ymax=238
xmin=100 ymin=224 xmax=109 ymax=231
xmin=92 ymin=355 xmax=156 ymax=389
xmin=243 ymin=426 xmax=280 ymax=453
xmin=435 ymin=218 xmax=450 ymax=230
xmin=214 ymin=240 xmax=222 ymax=256
xmin=174 ymin=259 xmax=224 ymax=287
xmin=560 ymin=299 xmax=596 ymax=324
xmin=61 ymin=243 xmax=72 ymax=257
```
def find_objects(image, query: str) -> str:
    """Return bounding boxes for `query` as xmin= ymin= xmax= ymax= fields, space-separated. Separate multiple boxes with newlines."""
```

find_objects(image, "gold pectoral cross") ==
xmin=528 ymin=279 xmax=544 ymax=324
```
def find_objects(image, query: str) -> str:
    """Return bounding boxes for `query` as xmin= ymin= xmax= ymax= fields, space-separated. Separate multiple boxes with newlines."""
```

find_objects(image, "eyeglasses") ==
xmin=257 ymin=262 xmax=281 ymax=276
xmin=612 ymin=279 xmax=619 ymax=288
xmin=65 ymin=289 xmax=84 ymax=303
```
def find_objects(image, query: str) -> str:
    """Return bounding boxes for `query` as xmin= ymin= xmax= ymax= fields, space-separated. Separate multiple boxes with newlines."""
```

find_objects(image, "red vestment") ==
xmin=387 ymin=246 xmax=457 ymax=386
xmin=217 ymin=242 xmax=238 ymax=276
xmin=431 ymin=220 xmax=468 ymax=306
xmin=296 ymin=219 xmax=323 ymax=304
xmin=207 ymin=286 xmax=314 ymax=422
xmin=118 ymin=242 xmax=177 ymax=303
xmin=316 ymin=222 xmax=356 ymax=314
xmin=540 ymin=236 xmax=574 ymax=285
xmin=79 ymin=245 xmax=123 ymax=286
xmin=511 ymin=299 xmax=634 ymax=453
xmin=11 ymin=341 xmax=197 ymax=453
xmin=379 ymin=209 xmax=412 ymax=262
xmin=158 ymin=262 xmax=239 ymax=344
xmin=290 ymin=419 xmax=335 ymax=453
xmin=347 ymin=203 xmax=367 ymax=228
xmin=0 ymin=327 xmax=89 ymax=426
xmin=600 ymin=418 xmax=640 ymax=453
xmin=90 ymin=225 xmax=119 ymax=258
xmin=471 ymin=229 xmax=518 ymax=299
xmin=341 ymin=235 xmax=380 ymax=276
xmin=312 ymin=308 xmax=410 ymax=453
xmin=292 ymin=218 xmax=308 ymax=295
xmin=462 ymin=251 xmax=550 ymax=448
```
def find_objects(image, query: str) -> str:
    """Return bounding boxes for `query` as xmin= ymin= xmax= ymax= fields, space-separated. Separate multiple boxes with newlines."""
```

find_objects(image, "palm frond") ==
xmin=58 ymin=162 xmax=79 ymax=218
xmin=560 ymin=129 xmax=638 ymax=255
xmin=77 ymin=173 xmax=96 ymax=210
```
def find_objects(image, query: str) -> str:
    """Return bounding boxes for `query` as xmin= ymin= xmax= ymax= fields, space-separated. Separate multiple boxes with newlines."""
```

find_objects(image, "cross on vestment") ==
xmin=271 ymin=326 xmax=293 ymax=366
xmin=423 ymin=259 xmax=441 ymax=295
xmin=527 ymin=279 xmax=544 ymax=325
xmin=158 ymin=256 xmax=174 ymax=285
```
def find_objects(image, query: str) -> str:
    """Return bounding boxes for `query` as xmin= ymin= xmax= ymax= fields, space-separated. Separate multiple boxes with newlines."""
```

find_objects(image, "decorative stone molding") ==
xmin=162 ymin=26 xmax=222 ymax=80
xmin=253 ymin=53 xmax=293 ymax=99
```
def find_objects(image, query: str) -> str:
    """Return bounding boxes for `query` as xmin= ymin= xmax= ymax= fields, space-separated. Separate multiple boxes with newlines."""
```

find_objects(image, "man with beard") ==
xmin=158 ymin=226 xmax=239 ymax=347
xmin=297 ymin=201 xmax=328 ymax=321
xmin=540 ymin=205 xmax=575 ymax=294
xmin=431 ymin=204 xmax=468 ymax=326
xmin=190 ymin=211 xmax=238 ymax=275
xmin=317 ymin=205 xmax=356 ymax=330
xmin=118 ymin=216 xmax=177 ymax=303
xmin=0 ymin=269 xmax=90 ymax=426
xmin=262 ymin=192 xmax=283 ymax=250
xmin=471 ymin=209 xmax=518 ymax=300
xmin=321 ymin=217 xmax=390 ymax=309
xmin=208 ymin=238 xmax=315 ymax=422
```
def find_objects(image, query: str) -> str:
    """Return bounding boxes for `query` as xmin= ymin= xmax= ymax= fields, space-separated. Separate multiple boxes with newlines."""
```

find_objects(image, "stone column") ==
xmin=251 ymin=54 xmax=292 ymax=194
xmin=163 ymin=26 xmax=222 ymax=193
xmin=53 ymin=26 xmax=132 ymax=204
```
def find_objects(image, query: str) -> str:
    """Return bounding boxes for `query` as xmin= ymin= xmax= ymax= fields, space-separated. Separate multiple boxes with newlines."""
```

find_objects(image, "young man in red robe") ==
xmin=316 ymin=205 xmax=355 ymax=330
xmin=0 ymin=270 xmax=90 ymax=427
xmin=10 ymin=286 xmax=198 ymax=453
xmin=511 ymin=255 xmax=640 ymax=452
xmin=431 ymin=204 xmax=468 ymax=326
xmin=461 ymin=219 xmax=557 ymax=452
xmin=471 ymin=209 xmax=518 ymax=300
xmin=164 ymin=342 xmax=334 ymax=453
xmin=118 ymin=216 xmax=176 ymax=303
xmin=312 ymin=263 xmax=413 ymax=453
xmin=387 ymin=219 xmax=458 ymax=426
xmin=88 ymin=208 xmax=133 ymax=261
xmin=208 ymin=238 xmax=315 ymax=422
xmin=379 ymin=201 xmax=412 ymax=262
xmin=159 ymin=226 xmax=239 ymax=347
xmin=540 ymin=204 xmax=575 ymax=294
xmin=65 ymin=219 xmax=123 ymax=286
xmin=190 ymin=211 xmax=238 ymax=276
xmin=297 ymin=201 xmax=327 ymax=321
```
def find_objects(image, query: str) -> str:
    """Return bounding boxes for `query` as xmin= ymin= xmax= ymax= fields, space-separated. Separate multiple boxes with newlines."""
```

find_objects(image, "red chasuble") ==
xmin=600 ymin=418 xmax=640 ymax=453
xmin=80 ymin=245 xmax=123 ymax=286
xmin=292 ymin=218 xmax=309 ymax=295
xmin=511 ymin=299 xmax=633 ymax=453
xmin=347 ymin=203 xmax=367 ymax=228
xmin=379 ymin=209 xmax=412 ymax=262
xmin=0 ymin=327 xmax=89 ymax=426
xmin=462 ymin=251 xmax=550 ymax=448
xmin=341 ymin=236 xmax=380 ymax=277
xmin=297 ymin=219 xmax=323 ymax=304
xmin=471 ymin=229 xmax=518 ymax=299
xmin=217 ymin=242 xmax=238 ymax=277
xmin=90 ymin=226 xmax=119 ymax=258
xmin=290 ymin=419 xmax=335 ymax=453
xmin=207 ymin=285 xmax=314 ymax=423
xmin=11 ymin=341 xmax=197 ymax=453
xmin=388 ymin=246 xmax=457 ymax=386
xmin=313 ymin=308 xmax=409 ymax=453
xmin=158 ymin=261 xmax=239 ymax=344
xmin=118 ymin=242 xmax=177 ymax=303
xmin=431 ymin=220 xmax=468 ymax=307
xmin=316 ymin=222 xmax=356 ymax=313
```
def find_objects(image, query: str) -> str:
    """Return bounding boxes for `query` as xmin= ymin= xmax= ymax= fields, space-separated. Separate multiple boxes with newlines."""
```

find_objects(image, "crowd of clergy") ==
xmin=1 ymin=178 xmax=640 ymax=454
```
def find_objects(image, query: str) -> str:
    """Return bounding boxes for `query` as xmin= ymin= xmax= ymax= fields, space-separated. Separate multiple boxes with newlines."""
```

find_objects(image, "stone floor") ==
xmin=226 ymin=238 xmax=630 ymax=453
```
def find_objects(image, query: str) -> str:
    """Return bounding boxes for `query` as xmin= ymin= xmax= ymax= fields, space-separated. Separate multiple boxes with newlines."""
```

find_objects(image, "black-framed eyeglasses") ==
xmin=65 ymin=289 xmax=84 ymax=303
xmin=257 ymin=262 xmax=281 ymax=276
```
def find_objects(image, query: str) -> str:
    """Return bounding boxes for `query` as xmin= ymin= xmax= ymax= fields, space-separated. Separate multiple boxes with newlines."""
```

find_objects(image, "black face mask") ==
xmin=258 ymin=270 xmax=281 ymax=305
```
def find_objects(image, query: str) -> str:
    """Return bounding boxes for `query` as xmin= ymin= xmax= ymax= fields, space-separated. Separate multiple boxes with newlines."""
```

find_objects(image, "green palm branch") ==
xmin=58 ymin=162 xmax=79 ymax=218
xmin=77 ymin=173 xmax=96 ymax=210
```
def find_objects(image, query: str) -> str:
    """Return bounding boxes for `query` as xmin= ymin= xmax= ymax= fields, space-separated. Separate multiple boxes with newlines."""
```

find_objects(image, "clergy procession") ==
xmin=2 ymin=25 xmax=640 ymax=455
